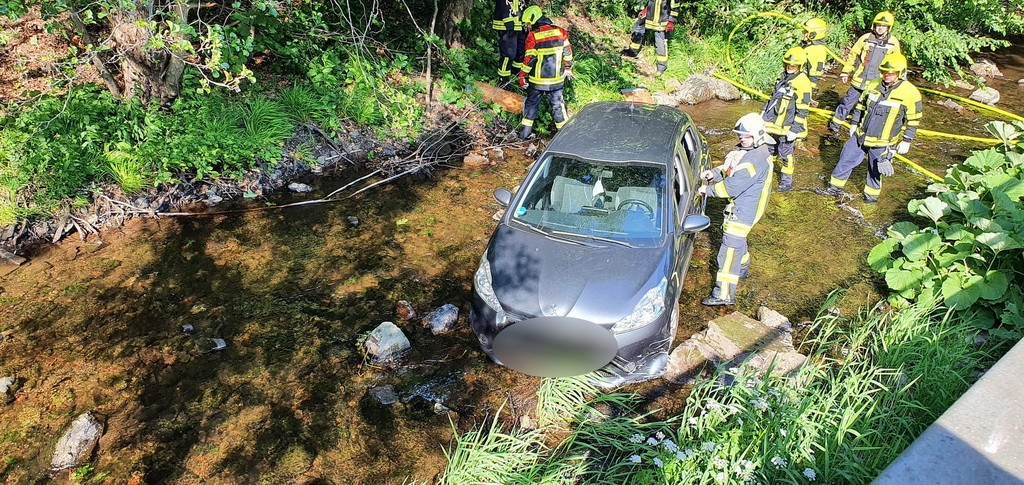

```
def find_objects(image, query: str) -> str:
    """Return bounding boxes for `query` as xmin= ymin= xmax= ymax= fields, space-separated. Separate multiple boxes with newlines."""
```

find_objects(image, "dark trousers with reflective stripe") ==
xmin=496 ymin=31 xmax=526 ymax=77
xmin=829 ymin=86 xmax=863 ymax=130
xmin=768 ymin=133 xmax=796 ymax=186
xmin=713 ymin=233 xmax=750 ymax=301
xmin=522 ymin=86 xmax=567 ymax=130
xmin=830 ymin=136 xmax=889 ymax=201
xmin=629 ymin=20 xmax=668 ymax=73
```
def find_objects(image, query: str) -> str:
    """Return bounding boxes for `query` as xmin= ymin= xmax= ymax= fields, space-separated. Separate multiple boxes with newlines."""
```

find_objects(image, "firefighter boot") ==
xmin=519 ymin=125 xmax=533 ymax=140
xmin=701 ymin=295 xmax=736 ymax=306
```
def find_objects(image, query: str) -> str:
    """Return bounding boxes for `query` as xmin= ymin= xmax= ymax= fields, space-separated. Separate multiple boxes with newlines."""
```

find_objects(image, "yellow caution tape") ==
xmin=917 ymin=87 xmax=1024 ymax=123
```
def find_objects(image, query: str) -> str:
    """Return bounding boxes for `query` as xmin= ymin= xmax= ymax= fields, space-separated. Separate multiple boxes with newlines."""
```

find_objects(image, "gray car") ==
xmin=470 ymin=101 xmax=712 ymax=387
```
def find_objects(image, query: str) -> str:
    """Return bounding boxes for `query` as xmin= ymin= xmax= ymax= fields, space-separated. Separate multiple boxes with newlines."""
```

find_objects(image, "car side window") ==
xmin=674 ymin=151 xmax=690 ymax=222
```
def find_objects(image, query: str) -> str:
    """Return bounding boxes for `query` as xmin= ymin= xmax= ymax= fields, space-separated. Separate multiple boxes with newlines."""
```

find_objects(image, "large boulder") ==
xmin=970 ymin=59 xmax=1003 ymax=79
xmin=51 ymin=412 xmax=103 ymax=471
xmin=364 ymin=322 xmax=411 ymax=362
xmin=676 ymin=75 xmax=742 ymax=104
xmin=969 ymin=87 xmax=1001 ymax=105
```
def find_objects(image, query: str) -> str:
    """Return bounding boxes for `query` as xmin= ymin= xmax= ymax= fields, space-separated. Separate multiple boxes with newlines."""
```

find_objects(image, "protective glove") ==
xmin=877 ymin=158 xmax=895 ymax=176
xmin=897 ymin=140 xmax=911 ymax=154
xmin=840 ymin=73 xmax=850 ymax=83
xmin=638 ymin=7 xmax=647 ymax=18
xmin=724 ymin=149 xmax=745 ymax=168
xmin=700 ymin=169 xmax=717 ymax=181
xmin=698 ymin=184 xmax=708 ymax=195
xmin=564 ymin=68 xmax=575 ymax=81
xmin=666 ymin=21 xmax=675 ymax=33
xmin=518 ymin=72 xmax=528 ymax=89
xmin=786 ymin=131 xmax=798 ymax=142
xmin=848 ymin=124 xmax=858 ymax=138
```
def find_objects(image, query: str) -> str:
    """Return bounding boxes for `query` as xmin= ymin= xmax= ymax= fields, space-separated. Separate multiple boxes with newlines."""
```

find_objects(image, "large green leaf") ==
xmin=980 ymin=172 xmax=1015 ymax=192
xmin=958 ymin=199 xmax=991 ymax=221
xmin=943 ymin=223 xmax=973 ymax=242
xmin=909 ymin=196 xmax=949 ymax=223
xmin=885 ymin=268 xmax=920 ymax=292
xmin=986 ymin=121 xmax=1022 ymax=145
xmin=978 ymin=270 xmax=1010 ymax=301
xmin=868 ymin=239 xmax=899 ymax=272
xmin=964 ymin=147 xmax=1006 ymax=170
xmin=997 ymin=179 xmax=1024 ymax=201
xmin=902 ymin=231 xmax=942 ymax=261
xmin=941 ymin=272 xmax=983 ymax=310
xmin=977 ymin=232 xmax=1023 ymax=252
xmin=934 ymin=248 xmax=969 ymax=267
xmin=887 ymin=221 xmax=919 ymax=241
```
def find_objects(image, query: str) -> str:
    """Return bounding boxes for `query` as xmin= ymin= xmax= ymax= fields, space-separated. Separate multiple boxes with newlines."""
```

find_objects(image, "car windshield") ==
xmin=509 ymin=155 xmax=667 ymax=247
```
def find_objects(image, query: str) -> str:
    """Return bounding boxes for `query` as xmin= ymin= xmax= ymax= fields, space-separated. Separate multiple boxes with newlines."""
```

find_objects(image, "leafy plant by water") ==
xmin=869 ymin=120 xmax=1024 ymax=339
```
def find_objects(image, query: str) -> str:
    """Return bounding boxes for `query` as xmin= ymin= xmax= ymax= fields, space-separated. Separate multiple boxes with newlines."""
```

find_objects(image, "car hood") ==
xmin=487 ymin=224 xmax=669 ymax=325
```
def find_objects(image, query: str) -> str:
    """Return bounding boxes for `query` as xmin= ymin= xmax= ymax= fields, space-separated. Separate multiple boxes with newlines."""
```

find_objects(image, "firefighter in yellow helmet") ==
xmin=761 ymin=46 xmax=813 ymax=192
xmin=698 ymin=113 xmax=775 ymax=306
xmin=492 ymin=0 xmax=527 ymax=78
xmin=517 ymin=6 xmax=574 ymax=139
xmin=801 ymin=17 xmax=831 ymax=88
xmin=826 ymin=52 xmax=922 ymax=202
xmin=621 ymin=0 xmax=679 ymax=76
xmin=829 ymin=11 xmax=902 ymax=134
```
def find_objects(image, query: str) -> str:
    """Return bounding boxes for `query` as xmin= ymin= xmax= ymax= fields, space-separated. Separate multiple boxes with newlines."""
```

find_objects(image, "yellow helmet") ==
xmin=783 ymin=46 xmax=807 ymax=66
xmin=879 ymin=52 xmax=908 ymax=73
xmin=873 ymin=11 xmax=895 ymax=28
xmin=803 ymin=17 xmax=828 ymax=41
xmin=522 ymin=5 xmax=543 ymax=25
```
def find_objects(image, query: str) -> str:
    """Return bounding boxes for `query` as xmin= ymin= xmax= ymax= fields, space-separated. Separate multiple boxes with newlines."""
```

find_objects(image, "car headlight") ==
xmin=611 ymin=277 xmax=667 ymax=334
xmin=474 ymin=253 xmax=504 ymax=313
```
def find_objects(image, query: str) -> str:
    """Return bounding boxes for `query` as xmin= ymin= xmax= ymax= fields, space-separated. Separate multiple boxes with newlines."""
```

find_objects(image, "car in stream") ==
xmin=470 ymin=101 xmax=713 ymax=387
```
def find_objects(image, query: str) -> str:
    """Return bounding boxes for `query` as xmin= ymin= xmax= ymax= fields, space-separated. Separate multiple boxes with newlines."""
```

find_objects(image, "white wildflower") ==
xmin=688 ymin=416 xmax=699 ymax=426
xmin=740 ymin=459 xmax=755 ymax=471
xmin=748 ymin=376 xmax=763 ymax=387
xmin=656 ymin=431 xmax=666 ymax=440
xmin=702 ymin=442 xmax=717 ymax=452
xmin=706 ymin=399 xmax=722 ymax=411
xmin=768 ymin=388 xmax=781 ymax=398
xmin=653 ymin=457 xmax=663 ymax=468
xmin=779 ymin=429 xmax=788 ymax=437
xmin=737 ymin=417 xmax=744 ymax=426
xmin=685 ymin=448 xmax=696 ymax=459
xmin=804 ymin=468 xmax=817 ymax=481
xmin=750 ymin=398 xmax=769 ymax=412
xmin=716 ymin=472 xmax=726 ymax=483
xmin=713 ymin=457 xmax=728 ymax=469
xmin=646 ymin=437 xmax=659 ymax=446
xmin=770 ymin=456 xmax=786 ymax=469
xmin=629 ymin=433 xmax=644 ymax=444
xmin=629 ymin=454 xmax=641 ymax=464
xmin=663 ymin=439 xmax=678 ymax=453
xmin=676 ymin=450 xmax=686 ymax=460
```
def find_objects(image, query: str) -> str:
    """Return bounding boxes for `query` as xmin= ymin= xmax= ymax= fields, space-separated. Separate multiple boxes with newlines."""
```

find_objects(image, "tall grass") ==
xmin=440 ymin=296 xmax=990 ymax=484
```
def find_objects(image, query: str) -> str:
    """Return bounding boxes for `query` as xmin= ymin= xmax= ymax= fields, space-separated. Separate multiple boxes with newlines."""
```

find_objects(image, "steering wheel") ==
xmin=617 ymin=198 xmax=654 ymax=217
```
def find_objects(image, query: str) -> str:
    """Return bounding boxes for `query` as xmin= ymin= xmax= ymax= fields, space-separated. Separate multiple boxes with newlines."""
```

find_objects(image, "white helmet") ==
xmin=733 ymin=113 xmax=773 ymax=146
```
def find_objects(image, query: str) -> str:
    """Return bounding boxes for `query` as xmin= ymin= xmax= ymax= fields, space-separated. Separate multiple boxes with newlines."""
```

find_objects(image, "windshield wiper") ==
xmin=514 ymin=221 xmax=591 ymax=246
xmin=549 ymin=230 xmax=633 ymax=248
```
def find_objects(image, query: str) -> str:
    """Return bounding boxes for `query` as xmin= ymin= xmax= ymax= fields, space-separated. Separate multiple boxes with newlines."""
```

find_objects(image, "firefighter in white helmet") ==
xmin=698 ymin=113 xmax=775 ymax=306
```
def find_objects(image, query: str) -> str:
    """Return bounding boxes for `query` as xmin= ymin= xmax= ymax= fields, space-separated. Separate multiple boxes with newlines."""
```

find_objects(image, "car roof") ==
xmin=545 ymin=101 xmax=693 ymax=166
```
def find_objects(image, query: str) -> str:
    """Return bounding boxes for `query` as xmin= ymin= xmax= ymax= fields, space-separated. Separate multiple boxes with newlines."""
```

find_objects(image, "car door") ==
xmin=670 ymin=145 xmax=698 ymax=294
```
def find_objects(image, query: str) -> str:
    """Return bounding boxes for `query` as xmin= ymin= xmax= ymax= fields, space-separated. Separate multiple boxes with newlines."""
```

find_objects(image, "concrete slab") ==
xmin=874 ymin=338 xmax=1024 ymax=484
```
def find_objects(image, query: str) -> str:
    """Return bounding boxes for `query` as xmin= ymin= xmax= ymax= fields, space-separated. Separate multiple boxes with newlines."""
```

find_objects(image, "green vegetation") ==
xmin=870 ymin=121 xmax=1024 ymax=339
xmin=440 ymin=296 xmax=990 ymax=484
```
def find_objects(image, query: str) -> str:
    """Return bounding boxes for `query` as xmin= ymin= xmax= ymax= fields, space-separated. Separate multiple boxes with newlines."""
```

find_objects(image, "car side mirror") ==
xmin=682 ymin=213 xmax=711 ymax=233
xmin=493 ymin=188 xmax=512 ymax=207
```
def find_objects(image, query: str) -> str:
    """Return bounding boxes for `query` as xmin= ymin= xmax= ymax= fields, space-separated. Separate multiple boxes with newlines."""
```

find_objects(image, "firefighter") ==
xmin=828 ymin=11 xmax=901 ymax=134
xmin=493 ymin=0 xmax=526 ymax=78
xmin=621 ymin=0 xmax=679 ymax=76
xmin=761 ymin=46 xmax=812 ymax=192
xmin=517 ymin=6 xmax=573 ymax=140
xmin=801 ymin=17 xmax=830 ymax=88
xmin=826 ymin=52 xmax=922 ymax=202
xmin=698 ymin=113 xmax=775 ymax=306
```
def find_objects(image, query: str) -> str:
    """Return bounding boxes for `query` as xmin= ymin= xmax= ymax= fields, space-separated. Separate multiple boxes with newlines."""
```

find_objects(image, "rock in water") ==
xmin=970 ymin=59 xmax=1003 ymax=78
xmin=969 ymin=87 xmax=1000 ymax=105
xmin=364 ymin=322 xmax=411 ymax=362
xmin=425 ymin=304 xmax=459 ymax=335
xmin=51 ymin=412 xmax=103 ymax=471
xmin=288 ymin=182 xmax=314 ymax=193
xmin=370 ymin=385 xmax=399 ymax=405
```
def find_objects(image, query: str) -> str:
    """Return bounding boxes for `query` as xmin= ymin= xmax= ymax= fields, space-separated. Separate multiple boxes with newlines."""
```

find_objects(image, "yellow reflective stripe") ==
xmin=830 ymin=176 xmax=847 ymax=187
xmin=717 ymin=272 xmax=740 ymax=284
xmin=864 ymin=185 xmax=881 ymax=196
xmin=754 ymin=166 xmax=773 ymax=223
xmin=735 ymin=162 xmax=755 ymax=177
xmin=713 ymin=181 xmax=728 ymax=196
xmin=780 ymin=163 xmax=794 ymax=175
xmin=521 ymin=118 xmax=534 ymax=126
xmin=533 ymin=29 xmax=563 ymax=41
xmin=529 ymin=77 xmax=565 ymax=85
xmin=724 ymin=221 xmax=752 ymax=237
xmin=657 ymin=55 xmax=669 ymax=62
xmin=629 ymin=42 xmax=641 ymax=50
xmin=740 ymin=253 xmax=750 ymax=264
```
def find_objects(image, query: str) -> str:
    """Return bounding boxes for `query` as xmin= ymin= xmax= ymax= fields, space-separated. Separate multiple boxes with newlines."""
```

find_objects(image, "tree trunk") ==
xmin=439 ymin=0 xmax=474 ymax=47
xmin=109 ymin=1 xmax=190 ymax=106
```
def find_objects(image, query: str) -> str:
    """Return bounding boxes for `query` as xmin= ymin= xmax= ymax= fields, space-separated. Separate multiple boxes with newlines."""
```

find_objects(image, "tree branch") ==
xmin=69 ymin=11 xmax=122 ymax=98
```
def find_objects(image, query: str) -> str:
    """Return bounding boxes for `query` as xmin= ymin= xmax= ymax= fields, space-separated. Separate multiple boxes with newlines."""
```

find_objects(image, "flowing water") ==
xmin=1 ymin=51 xmax=1022 ymax=482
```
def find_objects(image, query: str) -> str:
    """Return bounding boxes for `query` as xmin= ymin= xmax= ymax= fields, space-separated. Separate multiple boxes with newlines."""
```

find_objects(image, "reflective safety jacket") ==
xmin=640 ymin=0 xmax=678 ymax=31
xmin=761 ymin=71 xmax=812 ymax=138
xmin=707 ymin=144 xmax=774 ymax=238
xmin=841 ymin=33 xmax=901 ymax=90
xmin=851 ymin=78 xmax=923 ymax=147
xmin=492 ymin=0 xmax=524 ymax=31
xmin=802 ymin=40 xmax=829 ymax=85
xmin=522 ymin=19 xmax=573 ymax=91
